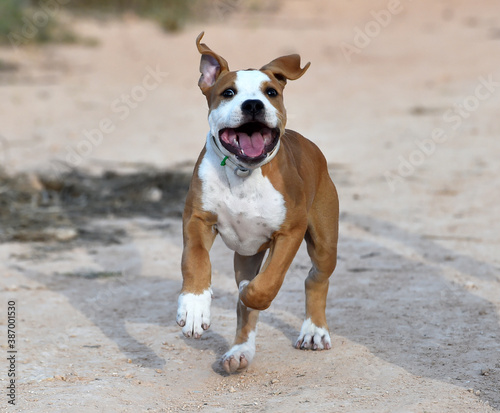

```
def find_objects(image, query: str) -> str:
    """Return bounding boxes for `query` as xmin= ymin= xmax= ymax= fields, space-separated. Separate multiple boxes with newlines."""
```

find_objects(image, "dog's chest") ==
xmin=198 ymin=151 xmax=286 ymax=256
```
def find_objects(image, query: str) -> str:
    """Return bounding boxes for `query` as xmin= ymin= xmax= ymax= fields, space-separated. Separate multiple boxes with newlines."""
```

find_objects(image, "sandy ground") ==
xmin=1 ymin=0 xmax=500 ymax=411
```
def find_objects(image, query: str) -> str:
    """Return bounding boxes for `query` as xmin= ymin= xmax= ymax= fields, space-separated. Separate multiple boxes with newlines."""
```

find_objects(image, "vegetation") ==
xmin=0 ymin=0 xmax=250 ymax=47
xmin=0 ymin=0 xmax=77 ymax=46
xmin=0 ymin=0 xmax=202 ymax=46
xmin=0 ymin=0 xmax=27 ymax=43
xmin=66 ymin=0 xmax=197 ymax=32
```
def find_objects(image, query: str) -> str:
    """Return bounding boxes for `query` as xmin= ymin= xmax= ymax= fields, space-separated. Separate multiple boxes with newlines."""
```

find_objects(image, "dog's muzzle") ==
xmin=218 ymin=122 xmax=280 ymax=164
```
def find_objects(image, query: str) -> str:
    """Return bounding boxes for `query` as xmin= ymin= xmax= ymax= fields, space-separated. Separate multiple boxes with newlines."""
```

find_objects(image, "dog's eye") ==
xmin=222 ymin=88 xmax=235 ymax=98
xmin=266 ymin=88 xmax=278 ymax=97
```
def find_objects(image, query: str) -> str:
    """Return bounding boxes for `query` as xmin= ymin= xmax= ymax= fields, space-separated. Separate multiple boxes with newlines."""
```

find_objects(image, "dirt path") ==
xmin=1 ymin=1 xmax=499 ymax=412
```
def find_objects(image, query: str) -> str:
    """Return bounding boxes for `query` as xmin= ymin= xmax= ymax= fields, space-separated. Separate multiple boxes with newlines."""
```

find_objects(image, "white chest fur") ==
xmin=198 ymin=143 xmax=286 ymax=256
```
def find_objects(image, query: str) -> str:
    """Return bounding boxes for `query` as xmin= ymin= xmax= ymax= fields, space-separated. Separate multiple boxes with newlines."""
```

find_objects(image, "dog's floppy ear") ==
xmin=196 ymin=32 xmax=229 ymax=95
xmin=260 ymin=54 xmax=310 ymax=87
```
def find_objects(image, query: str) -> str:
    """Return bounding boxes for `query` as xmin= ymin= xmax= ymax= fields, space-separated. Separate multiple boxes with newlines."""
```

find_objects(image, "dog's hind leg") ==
xmin=221 ymin=251 xmax=266 ymax=374
xmin=296 ymin=178 xmax=339 ymax=350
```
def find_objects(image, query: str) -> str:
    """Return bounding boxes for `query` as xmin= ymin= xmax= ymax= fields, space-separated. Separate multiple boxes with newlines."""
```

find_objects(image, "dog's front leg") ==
xmin=177 ymin=210 xmax=217 ymax=338
xmin=238 ymin=225 xmax=306 ymax=311
xmin=221 ymin=251 xmax=266 ymax=373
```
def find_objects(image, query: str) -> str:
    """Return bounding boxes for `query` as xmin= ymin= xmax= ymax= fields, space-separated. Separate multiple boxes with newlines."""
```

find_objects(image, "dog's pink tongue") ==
xmin=238 ymin=132 xmax=265 ymax=157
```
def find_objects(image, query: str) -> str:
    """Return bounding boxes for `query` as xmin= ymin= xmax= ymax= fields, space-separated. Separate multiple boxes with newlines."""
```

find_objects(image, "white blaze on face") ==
xmin=208 ymin=70 xmax=280 ymax=138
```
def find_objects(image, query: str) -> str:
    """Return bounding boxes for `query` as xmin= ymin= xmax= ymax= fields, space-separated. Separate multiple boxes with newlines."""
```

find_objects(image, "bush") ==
xmin=0 ymin=0 xmax=77 ymax=46
xmin=0 ymin=0 xmax=27 ymax=41
xmin=0 ymin=0 xmax=246 ymax=47
xmin=66 ymin=0 xmax=196 ymax=32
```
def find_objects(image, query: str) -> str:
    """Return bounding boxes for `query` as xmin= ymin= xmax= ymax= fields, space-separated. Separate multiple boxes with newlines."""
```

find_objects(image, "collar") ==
xmin=208 ymin=133 xmax=280 ymax=178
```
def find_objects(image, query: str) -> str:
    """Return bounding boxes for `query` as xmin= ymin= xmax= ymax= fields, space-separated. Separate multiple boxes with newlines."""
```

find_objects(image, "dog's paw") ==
xmin=295 ymin=318 xmax=331 ymax=350
xmin=176 ymin=289 xmax=212 ymax=338
xmin=221 ymin=332 xmax=256 ymax=374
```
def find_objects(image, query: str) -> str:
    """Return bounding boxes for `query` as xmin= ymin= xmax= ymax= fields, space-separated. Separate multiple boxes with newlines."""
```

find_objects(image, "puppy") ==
xmin=177 ymin=32 xmax=339 ymax=374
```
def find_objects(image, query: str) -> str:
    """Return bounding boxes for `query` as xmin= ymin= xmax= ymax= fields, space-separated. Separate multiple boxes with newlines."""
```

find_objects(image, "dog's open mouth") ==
xmin=219 ymin=123 xmax=280 ymax=163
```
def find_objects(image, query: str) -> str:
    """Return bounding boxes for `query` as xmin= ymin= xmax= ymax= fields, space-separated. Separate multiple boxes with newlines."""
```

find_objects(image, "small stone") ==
xmin=53 ymin=228 xmax=78 ymax=242
xmin=229 ymin=386 xmax=236 ymax=393
xmin=144 ymin=187 xmax=162 ymax=202
xmin=271 ymin=379 xmax=279 ymax=384
xmin=475 ymin=390 xmax=481 ymax=396
xmin=465 ymin=281 xmax=477 ymax=290
xmin=480 ymin=368 xmax=490 ymax=376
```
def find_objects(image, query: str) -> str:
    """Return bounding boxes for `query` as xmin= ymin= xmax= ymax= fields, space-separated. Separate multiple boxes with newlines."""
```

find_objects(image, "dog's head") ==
xmin=196 ymin=32 xmax=310 ymax=166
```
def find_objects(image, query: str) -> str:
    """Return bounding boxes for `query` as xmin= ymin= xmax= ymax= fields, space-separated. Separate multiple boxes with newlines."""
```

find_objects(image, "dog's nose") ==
xmin=241 ymin=99 xmax=264 ymax=116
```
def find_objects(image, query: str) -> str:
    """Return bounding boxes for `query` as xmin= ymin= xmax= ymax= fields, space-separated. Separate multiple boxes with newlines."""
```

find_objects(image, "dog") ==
xmin=177 ymin=32 xmax=339 ymax=374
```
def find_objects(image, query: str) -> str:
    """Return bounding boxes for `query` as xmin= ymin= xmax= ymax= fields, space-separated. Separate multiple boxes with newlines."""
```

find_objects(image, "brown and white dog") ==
xmin=177 ymin=32 xmax=339 ymax=374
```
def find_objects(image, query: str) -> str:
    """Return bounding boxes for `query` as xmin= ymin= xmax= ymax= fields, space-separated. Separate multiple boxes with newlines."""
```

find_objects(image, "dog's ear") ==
xmin=196 ymin=32 xmax=229 ymax=95
xmin=260 ymin=54 xmax=310 ymax=87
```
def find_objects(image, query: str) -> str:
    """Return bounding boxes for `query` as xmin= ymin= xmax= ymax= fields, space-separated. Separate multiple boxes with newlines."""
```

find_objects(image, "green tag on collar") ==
xmin=220 ymin=156 xmax=228 ymax=166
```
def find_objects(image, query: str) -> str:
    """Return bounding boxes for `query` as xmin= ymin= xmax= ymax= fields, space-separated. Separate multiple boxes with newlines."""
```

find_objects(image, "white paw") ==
xmin=295 ymin=318 xmax=331 ymax=350
xmin=176 ymin=289 xmax=212 ymax=338
xmin=221 ymin=331 xmax=256 ymax=373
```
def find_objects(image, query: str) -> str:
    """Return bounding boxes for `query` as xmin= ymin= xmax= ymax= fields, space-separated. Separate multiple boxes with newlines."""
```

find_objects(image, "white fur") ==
xmin=238 ymin=280 xmax=250 ymax=306
xmin=198 ymin=139 xmax=286 ymax=256
xmin=208 ymin=70 xmax=280 ymax=139
xmin=296 ymin=318 xmax=331 ymax=350
xmin=238 ymin=280 xmax=249 ymax=293
xmin=176 ymin=288 xmax=212 ymax=338
xmin=222 ymin=330 xmax=257 ymax=366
